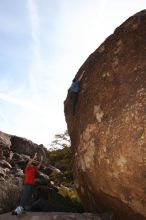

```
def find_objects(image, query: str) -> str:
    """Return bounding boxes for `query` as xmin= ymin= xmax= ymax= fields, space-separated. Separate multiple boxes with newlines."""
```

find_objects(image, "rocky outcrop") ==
xmin=0 ymin=131 xmax=61 ymax=213
xmin=0 ymin=131 xmax=47 ymax=181
xmin=64 ymin=10 xmax=146 ymax=220
xmin=11 ymin=136 xmax=46 ymax=161
xmin=0 ymin=131 xmax=11 ymax=160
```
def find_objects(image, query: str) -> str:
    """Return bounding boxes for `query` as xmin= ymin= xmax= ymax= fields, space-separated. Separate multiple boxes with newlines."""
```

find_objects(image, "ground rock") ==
xmin=0 ymin=160 xmax=12 ymax=169
xmin=42 ymin=165 xmax=62 ymax=176
xmin=64 ymin=10 xmax=146 ymax=220
xmin=0 ymin=167 xmax=5 ymax=177
xmin=36 ymin=171 xmax=50 ymax=185
xmin=14 ymin=168 xmax=24 ymax=177
xmin=0 ymin=212 xmax=114 ymax=220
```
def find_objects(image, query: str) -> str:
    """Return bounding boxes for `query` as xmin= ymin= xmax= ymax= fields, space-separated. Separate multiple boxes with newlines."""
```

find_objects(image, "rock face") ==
xmin=0 ymin=131 xmax=47 ymax=181
xmin=0 ymin=131 xmax=61 ymax=213
xmin=64 ymin=10 xmax=146 ymax=220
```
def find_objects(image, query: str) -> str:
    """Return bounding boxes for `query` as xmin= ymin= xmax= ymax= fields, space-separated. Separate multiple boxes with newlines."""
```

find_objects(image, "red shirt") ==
xmin=24 ymin=165 xmax=38 ymax=185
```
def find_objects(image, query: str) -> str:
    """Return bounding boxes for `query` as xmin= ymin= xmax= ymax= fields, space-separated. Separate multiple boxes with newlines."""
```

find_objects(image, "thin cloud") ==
xmin=0 ymin=110 xmax=9 ymax=124
xmin=27 ymin=0 xmax=40 ymax=50
xmin=0 ymin=92 xmax=41 ymax=112
xmin=27 ymin=0 xmax=46 ymax=96
xmin=27 ymin=0 xmax=57 ymax=107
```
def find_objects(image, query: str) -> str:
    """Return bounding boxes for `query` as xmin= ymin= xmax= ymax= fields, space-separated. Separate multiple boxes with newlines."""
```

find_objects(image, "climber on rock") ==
xmin=12 ymin=153 xmax=43 ymax=215
xmin=69 ymin=71 xmax=85 ymax=116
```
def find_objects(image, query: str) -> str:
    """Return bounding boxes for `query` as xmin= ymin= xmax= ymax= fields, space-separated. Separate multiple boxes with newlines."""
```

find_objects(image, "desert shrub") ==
xmin=58 ymin=185 xmax=84 ymax=212
xmin=48 ymin=131 xmax=73 ymax=185
xmin=48 ymin=146 xmax=73 ymax=185
xmin=48 ymin=131 xmax=84 ymax=212
xmin=0 ymin=182 xmax=22 ymax=213
xmin=43 ymin=185 xmax=84 ymax=213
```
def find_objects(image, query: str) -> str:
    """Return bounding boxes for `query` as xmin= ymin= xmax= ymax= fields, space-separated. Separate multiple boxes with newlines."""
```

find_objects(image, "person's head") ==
xmin=72 ymin=78 xmax=77 ymax=83
xmin=32 ymin=161 xmax=39 ymax=166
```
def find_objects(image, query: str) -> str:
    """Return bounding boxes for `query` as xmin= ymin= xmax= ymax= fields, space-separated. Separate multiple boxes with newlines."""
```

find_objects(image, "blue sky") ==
xmin=0 ymin=0 xmax=145 ymax=147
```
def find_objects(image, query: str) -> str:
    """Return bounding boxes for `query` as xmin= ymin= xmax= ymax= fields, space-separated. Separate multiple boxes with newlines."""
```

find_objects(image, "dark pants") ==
xmin=70 ymin=92 xmax=78 ymax=115
xmin=20 ymin=184 xmax=33 ymax=209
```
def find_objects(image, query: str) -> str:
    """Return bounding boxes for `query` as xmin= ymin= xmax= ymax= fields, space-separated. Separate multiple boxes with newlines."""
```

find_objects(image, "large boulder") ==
xmin=0 ymin=131 xmax=11 ymax=159
xmin=64 ymin=10 xmax=146 ymax=220
xmin=10 ymin=136 xmax=46 ymax=161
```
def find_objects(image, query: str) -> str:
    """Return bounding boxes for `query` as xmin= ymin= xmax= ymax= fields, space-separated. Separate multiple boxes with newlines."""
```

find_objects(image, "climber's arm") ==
xmin=26 ymin=153 xmax=37 ymax=167
xmin=78 ymin=71 xmax=85 ymax=81
xmin=37 ymin=155 xmax=43 ymax=169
